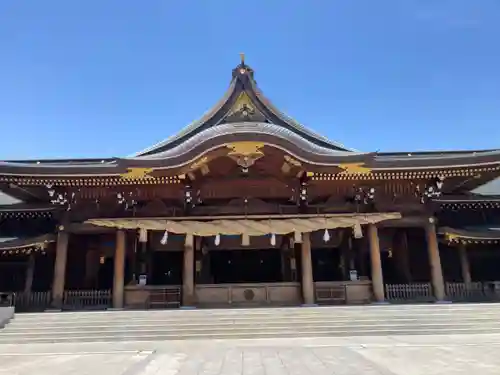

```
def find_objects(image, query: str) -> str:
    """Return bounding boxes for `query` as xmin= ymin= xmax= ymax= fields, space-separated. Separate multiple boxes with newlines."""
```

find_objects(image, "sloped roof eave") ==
xmin=132 ymin=78 xmax=238 ymax=157
xmin=439 ymin=226 xmax=500 ymax=241
xmin=248 ymin=79 xmax=354 ymax=152
xmin=0 ymin=234 xmax=56 ymax=251
xmin=132 ymin=61 xmax=353 ymax=157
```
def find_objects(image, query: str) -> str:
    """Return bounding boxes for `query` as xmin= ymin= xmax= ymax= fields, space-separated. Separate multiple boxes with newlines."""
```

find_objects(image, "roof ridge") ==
xmin=133 ymin=58 xmax=353 ymax=157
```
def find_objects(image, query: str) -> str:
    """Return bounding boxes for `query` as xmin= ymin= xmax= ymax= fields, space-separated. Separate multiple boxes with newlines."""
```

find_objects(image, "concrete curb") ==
xmin=0 ymin=307 xmax=15 ymax=329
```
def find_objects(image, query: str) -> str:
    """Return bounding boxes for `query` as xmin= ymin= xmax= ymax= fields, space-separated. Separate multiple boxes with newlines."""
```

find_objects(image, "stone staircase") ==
xmin=1 ymin=304 xmax=500 ymax=344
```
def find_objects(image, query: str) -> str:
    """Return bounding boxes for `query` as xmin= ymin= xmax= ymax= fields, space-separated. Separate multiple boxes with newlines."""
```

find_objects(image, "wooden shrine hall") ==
xmin=1 ymin=56 xmax=500 ymax=311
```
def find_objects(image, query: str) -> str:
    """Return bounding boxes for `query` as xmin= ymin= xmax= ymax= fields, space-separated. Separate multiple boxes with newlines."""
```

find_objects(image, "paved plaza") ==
xmin=1 ymin=333 xmax=500 ymax=374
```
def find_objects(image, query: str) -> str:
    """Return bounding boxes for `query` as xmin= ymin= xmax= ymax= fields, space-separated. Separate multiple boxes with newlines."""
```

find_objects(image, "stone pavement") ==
xmin=1 ymin=333 xmax=500 ymax=374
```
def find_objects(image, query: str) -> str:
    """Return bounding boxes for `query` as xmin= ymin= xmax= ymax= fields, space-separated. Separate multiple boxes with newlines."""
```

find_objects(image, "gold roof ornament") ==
xmin=226 ymin=142 xmax=264 ymax=157
xmin=228 ymin=92 xmax=255 ymax=116
xmin=190 ymin=156 xmax=209 ymax=171
xmin=338 ymin=163 xmax=372 ymax=175
xmin=226 ymin=142 xmax=265 ymax=169
xmin=445 ymin=233 xmax=460 ymax=242
xmin=240 ymin=52 xmax=245 ymax=65
xmin=120 ymin=168 xmax=154 ymax=180
xmin=284 ymin=155 xmax=302 ymax=167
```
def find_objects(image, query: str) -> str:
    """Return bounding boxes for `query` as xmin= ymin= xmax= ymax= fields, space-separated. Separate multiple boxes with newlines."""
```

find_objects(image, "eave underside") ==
xmin=439 ymin=226 xmax=500 ymax=243
xmin=0 ymin=203 xmax=59 ymax=212
xmin=436 ymin=194 xmax=500 ymax=203
xmin=0 ymin=234 xmax=56 ymax=251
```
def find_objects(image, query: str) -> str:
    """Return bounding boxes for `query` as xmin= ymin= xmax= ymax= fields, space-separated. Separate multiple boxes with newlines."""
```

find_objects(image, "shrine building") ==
xmin=1 ymin=57 xmax=500 ymax=311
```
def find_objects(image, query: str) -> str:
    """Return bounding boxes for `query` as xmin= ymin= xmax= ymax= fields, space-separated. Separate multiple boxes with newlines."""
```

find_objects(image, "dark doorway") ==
xmin=0 ymin=261 xmax=26 ymax=292
xmin=210 ymin=249 xmax=282 ymax=284
xmin=470 ymin=247 xmax=500 ymax=281
xmin=97 ymin=258 xmax=114 ymax=290
xmin=312 ymin=248 xmax=342 ymax=281
xmin=32 ymin=253 xmax=55 ymax=291
xmin=151 ymin=251 xmax=183 ymax=285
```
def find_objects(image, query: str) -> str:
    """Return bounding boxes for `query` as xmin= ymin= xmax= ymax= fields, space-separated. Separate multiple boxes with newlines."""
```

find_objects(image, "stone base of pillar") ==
xmin=107 ymin=308 xmax=125 ymax=311
xmin=45 ymin=309 xmax=62 ymax=312
xmin=182 ymin=294 xmax=195 ymax=307
xmin=371 ymin=301 xmax=390 ymax=305
xmin=50 ymin=297 xmax=64 ymax=310
xmin=301 ymin=303 xmax=318 ymax=307
xmin=434 ymin=300 xmax=452 ymax=304
xmin=180 ymin=306 xmax=197 ymax=310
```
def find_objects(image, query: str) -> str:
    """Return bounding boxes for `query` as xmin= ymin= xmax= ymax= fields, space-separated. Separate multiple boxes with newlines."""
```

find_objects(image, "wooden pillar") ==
xmin=182 ymin=234 xmax=195 ymax=307
xmin=425 ymin=222 xmax=445 ymax=301
xmin=301 ymin=232 xmax=315 ymax=305
xmin=51 ymin=230 xmax=69 ymax=309
xmin=24 ymin=254 xmax=35 ymax=293
xmin=368 ymin=224 xmax=385 ymax=302
xmin=112 ymin=230 xmax=126 ymax=309
xmin=458 ymin=243 xmax=472 ymax=284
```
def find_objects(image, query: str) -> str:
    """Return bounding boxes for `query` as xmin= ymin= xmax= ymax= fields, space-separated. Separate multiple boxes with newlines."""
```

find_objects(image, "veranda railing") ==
xmin=10 ymin=291 xmax=51 ymax=312
xmin=62 ymin=289 xmax=112 ymax=310
xmin=386 ymin=282 xmax=500 ymax=303
xmin=446 ymin=282 xmax=500 ymax=302
xmin=385 ymin=283 xmax=434 ymax=303
xmin=445 ymin=282 xmax=485 ymax=302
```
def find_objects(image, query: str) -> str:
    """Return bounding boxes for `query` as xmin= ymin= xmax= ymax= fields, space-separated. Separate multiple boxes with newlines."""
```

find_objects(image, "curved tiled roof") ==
xmin=439 ymin=226 xmax=500 ymax=241
xmin=0 ymin=192 xmax=21 ymax=205
xmin=134 ymin=122 xmax=364 ymax=161
xmin=0 ymin=234 xmax=56 ymax=251
xmin=134 ymin=61 xmax=353 ymax=157
xmin=134 ymin=79 xmax=239 ymax=157
xmin=1 ymin=128 xmax=500 ymax=174
xmin=248 ymin=78 xmax=352 ymax=151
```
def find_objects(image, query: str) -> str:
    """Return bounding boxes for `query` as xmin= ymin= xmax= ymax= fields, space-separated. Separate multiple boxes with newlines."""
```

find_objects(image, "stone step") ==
xmin=5 ymin=315 xmax=500 ymax=332
xmin=3 ymin=321 xmax=500 ymax=338
xmin=5 ymin=304 xmax=500 ymax=344
xmin=4 ymin=316 xmax=500 ymax=333
xmin=1 ymin=326 xmax=500 ymax=344
xmin=9 ymin=311 xmax=500 ymax=327
xmin=12 ymin=303 xmax=500 ymax=319
xmin=12 ymin=306 xmax=500 ymax=321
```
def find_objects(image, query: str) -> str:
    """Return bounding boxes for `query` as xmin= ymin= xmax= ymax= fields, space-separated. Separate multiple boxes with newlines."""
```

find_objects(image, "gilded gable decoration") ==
xmin=284 ymin=155 xmax=302 ymax=167
xmin=281 ymin=155 xmax=302 ymax=174
xmin=190 ymin=157 xmax=209 ymax=171
xmin=120 ymin=168 xmax=154 ymax=180
xmin=226 ymin=142 xmax=265 ymax=169
xmin=338 ymin=163 xmax=372 ymax=175
xmin=224 ymin=92 xmax=266 ymax=122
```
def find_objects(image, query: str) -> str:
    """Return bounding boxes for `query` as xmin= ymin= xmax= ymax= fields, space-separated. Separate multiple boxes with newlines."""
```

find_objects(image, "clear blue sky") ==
xmin=1 ymin=1 xmax=499 ymax=160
